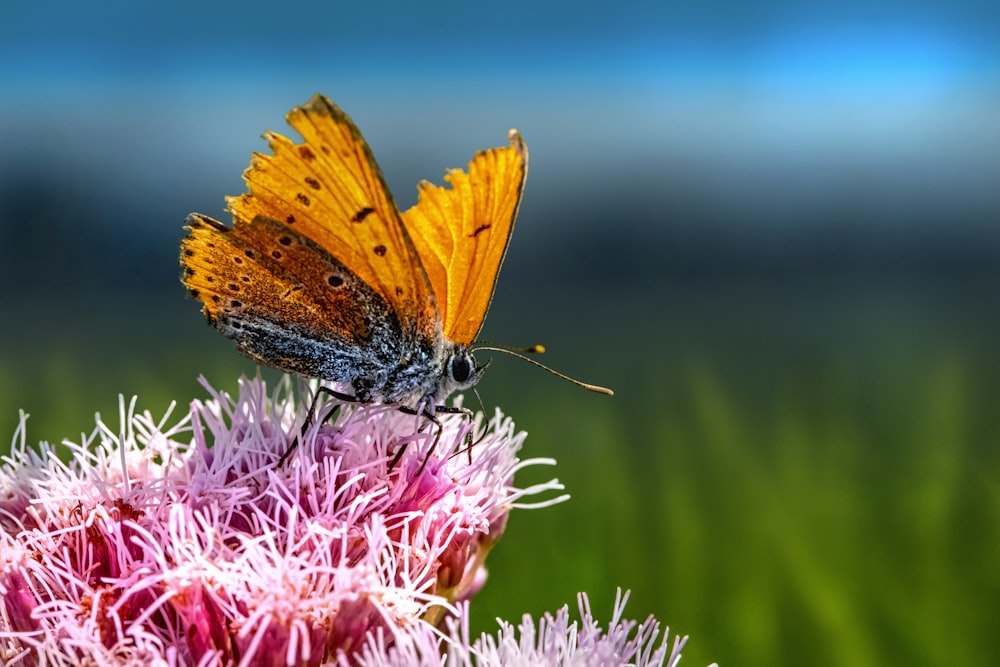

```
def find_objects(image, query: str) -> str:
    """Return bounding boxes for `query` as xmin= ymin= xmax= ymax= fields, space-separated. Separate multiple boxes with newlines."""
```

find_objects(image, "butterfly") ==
xmin=179 ymin=94 xmax=532 ymax=411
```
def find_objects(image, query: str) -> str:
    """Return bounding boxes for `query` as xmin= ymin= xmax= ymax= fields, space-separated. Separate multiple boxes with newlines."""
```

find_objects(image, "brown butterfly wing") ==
xmin=227 ymin=94 xmax=438 ymax=345
xmin=181 ymin=213 xmax=402 ymax=386
xmin=401 ymin=130 xmax=528 ymax=345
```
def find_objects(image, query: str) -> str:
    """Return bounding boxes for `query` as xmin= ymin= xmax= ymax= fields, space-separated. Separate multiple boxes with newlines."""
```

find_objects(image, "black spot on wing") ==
xmin=351 ymin=207 xmax=375 ymax=223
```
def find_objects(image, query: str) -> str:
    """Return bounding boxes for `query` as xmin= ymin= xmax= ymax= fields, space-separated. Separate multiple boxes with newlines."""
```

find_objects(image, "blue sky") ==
xmin=2 ymin=0 xmax=999 ymax=282
xmin=4 ymin=0 xmax=998 ymax=86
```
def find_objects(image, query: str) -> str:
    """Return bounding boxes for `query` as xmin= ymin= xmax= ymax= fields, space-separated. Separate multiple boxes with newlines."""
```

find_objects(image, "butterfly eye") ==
xmin=449 ymin=353 xmax=474 ymax=385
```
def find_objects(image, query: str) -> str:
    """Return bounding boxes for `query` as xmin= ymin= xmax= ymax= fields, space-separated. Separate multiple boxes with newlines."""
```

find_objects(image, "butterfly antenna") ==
xmin=475 ymin=341 xmax=547 ymax=354
xmin=472 ymin=344 xmax=614 ymax=395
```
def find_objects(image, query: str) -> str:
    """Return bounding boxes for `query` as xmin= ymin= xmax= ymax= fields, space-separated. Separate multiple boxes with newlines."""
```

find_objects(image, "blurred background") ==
xmin=2 ymin=1 xmax=999 ymax=665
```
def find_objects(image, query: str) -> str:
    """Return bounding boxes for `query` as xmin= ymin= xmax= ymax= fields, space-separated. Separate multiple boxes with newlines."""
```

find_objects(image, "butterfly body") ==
xmin=181 ymin=95 xmax=525 ymax=407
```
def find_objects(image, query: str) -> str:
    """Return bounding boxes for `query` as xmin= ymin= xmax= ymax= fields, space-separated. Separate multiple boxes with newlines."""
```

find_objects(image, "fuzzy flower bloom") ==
xmin=353 ymin=589 xmax=712 ymax=667
xmin=0 ymin=376 xmax=710 ymax=666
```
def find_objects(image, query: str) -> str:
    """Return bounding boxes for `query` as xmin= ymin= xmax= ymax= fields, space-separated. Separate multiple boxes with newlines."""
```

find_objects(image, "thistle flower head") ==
xmin=0 ymin=376 xmax=566 ymax=665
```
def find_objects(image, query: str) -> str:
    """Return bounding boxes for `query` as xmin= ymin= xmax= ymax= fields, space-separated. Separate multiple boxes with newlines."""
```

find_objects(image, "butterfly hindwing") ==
xmin=181 ymin=213 xmax=404 ymax=385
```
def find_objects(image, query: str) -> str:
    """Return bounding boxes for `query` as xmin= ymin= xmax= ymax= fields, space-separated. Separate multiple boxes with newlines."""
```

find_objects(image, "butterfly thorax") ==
xmin=359 ymin=338 xmax=480 ymax=406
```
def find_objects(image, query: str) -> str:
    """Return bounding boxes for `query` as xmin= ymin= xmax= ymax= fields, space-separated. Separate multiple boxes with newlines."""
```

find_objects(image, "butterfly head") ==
xmin=436 ymin=343 xmax=486 ymax=402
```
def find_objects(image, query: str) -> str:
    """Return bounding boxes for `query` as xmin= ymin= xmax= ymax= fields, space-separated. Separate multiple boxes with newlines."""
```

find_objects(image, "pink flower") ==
xmin=353 ymin=589 xmax=706 ymax=667
xmin=0 ymin=376 xmax=711 ymax=665
xmin=0 ymin=377 xmax=564 ymax=665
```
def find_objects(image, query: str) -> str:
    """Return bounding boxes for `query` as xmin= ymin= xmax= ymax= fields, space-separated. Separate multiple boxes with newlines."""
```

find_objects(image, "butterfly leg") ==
xmin=277 ymin=385 xmax=356 ymax=467
xmin=452 ymin=388 xmax=488 ymax=463
xmin=452 ymin=425 xmax=487 ymax=465
xmin=394 ymin=404 xmax=472 ymax=473
xmin=436 ymin=405 xmax=479 ymax=465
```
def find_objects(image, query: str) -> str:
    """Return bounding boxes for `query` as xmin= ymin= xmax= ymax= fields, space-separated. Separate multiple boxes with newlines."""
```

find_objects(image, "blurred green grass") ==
xmin=3 ymin=276 xmax=999 ymax=666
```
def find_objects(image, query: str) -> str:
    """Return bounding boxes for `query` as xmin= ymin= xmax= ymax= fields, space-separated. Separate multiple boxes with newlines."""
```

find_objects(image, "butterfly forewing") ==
xmin=402 ymin=129 xmax=528 ymax=345
xmin=227 ymin=94 xmax=438 ymax=344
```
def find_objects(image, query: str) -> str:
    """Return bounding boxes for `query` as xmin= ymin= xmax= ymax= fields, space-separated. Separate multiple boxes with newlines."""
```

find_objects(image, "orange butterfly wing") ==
xmin=227 ymin=94 xmax=438 ymax=342
xmin=401 ymin=129 xmax=528 ymax=345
